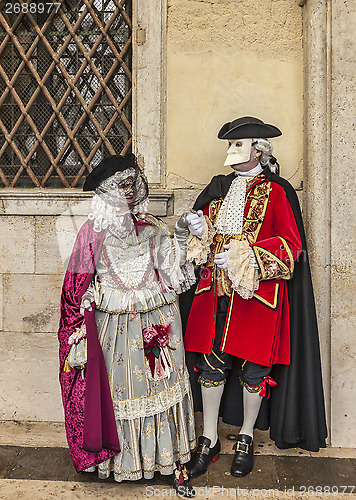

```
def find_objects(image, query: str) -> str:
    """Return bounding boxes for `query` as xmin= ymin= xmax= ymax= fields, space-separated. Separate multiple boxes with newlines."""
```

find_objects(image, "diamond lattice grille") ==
xmin=0 ymin=0 xmax=132 ymax=187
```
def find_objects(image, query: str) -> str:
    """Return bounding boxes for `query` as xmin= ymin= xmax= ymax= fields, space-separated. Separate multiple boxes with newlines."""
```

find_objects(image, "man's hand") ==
xmin=187 ymin=210 xmax=205 ymax=237
xmin=214 ymin=244 xmax=229 ymax=270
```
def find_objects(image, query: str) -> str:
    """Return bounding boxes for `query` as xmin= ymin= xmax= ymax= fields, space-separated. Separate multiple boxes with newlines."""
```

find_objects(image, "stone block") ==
xmin=0 ymin=333 xmax=64 ymax=422
xmin=172 ymin=188 xmax=202 ymax=216
xmin=147 ymin=190 xmax=174 ymax=216
xmin=36 ymin=215 xmax=88 ymax=274
xmin=0 ymin=216 xmax=35 ymax=274
xmin=330 ymin=264 xmax=356 ymax=448
xmin=0 ymin=190 xmax=92 ymax=216
xmin=3 ymin=274 xmax=63 ymax=334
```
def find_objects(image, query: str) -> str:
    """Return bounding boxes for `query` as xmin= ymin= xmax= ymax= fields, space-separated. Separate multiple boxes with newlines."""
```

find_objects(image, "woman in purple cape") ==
xmin=58 ymin=154 xmax=196 ymax=496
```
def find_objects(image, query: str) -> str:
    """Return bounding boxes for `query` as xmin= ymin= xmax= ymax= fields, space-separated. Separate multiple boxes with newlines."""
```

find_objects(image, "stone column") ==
xmin=303 ymin=0 xmax=356 ymax=447
xmin=132 ymin=0 xmax=167 ymax=187
xmin=302 ymin=0 xmax=331 ymax=442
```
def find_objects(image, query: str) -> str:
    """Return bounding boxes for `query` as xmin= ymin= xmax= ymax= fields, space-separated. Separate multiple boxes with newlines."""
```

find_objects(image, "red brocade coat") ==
xmin=184 ymin=175 xmax=302 ymax=367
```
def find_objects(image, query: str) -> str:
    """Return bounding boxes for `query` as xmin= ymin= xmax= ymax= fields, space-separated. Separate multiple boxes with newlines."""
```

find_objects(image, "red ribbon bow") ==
xmin=258 ymin=376 xmax=277 ymax=399
xmin=142 ymin=324 xmax=173 ymax=377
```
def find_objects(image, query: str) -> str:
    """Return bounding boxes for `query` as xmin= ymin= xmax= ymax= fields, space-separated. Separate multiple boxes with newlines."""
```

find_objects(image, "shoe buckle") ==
xmin=235 ymin=441 xmax=249 ymax=454
xmin=197 ymin=443 xmax=210 ymax=456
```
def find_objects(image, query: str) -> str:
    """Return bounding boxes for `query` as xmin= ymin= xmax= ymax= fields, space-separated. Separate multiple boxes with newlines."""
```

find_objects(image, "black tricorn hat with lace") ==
xmin=218 ymin=116 xmax=282 ymax=140
xmin=83 ymin=153 xmax=137 ymax=192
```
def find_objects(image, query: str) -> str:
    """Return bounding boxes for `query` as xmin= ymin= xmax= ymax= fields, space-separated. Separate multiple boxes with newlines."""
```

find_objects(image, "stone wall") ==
xmin=0 ymin=191 xmax=172 ymax=421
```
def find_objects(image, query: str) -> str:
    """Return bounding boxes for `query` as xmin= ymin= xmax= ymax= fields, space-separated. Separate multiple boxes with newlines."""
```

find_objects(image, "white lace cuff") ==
xmin=186 ymin=216 xmax=215 ymax=266
xmin=227 ymin=239 xmax=260 ymax=299
xmin=168 ymin=237 xmax=197 ymax=294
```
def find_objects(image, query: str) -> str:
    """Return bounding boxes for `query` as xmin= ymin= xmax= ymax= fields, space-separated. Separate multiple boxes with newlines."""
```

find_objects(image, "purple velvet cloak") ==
xmin=58 ymin=219 xmax=120 ymax=472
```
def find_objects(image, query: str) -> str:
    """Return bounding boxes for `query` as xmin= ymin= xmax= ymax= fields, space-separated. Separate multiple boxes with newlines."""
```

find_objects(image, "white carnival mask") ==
xmin=224 ymin=138 xmax=252 ymax=166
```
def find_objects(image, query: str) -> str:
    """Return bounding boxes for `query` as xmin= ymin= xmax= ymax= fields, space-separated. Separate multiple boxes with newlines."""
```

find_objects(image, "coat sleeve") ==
xmin=251 ymin=185 xmax=302 ymax=280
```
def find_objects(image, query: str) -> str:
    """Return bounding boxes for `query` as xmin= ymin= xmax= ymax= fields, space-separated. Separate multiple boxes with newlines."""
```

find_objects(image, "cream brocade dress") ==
xmin=85 ymin=215 xmax=196 ymax=482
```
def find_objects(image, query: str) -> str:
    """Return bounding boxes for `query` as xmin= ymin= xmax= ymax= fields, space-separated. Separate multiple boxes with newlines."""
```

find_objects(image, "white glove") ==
xmin=214 ymin=244 xmax=229 ymax=270
xmin=187 ymin=210 xmax=205 ymax=237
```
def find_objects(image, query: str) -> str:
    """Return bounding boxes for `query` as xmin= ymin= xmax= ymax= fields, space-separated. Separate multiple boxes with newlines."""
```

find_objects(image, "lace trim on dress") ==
xmin=112 ymin=370 xmax=191 ymax=420
xmin=186 ymin=216 xmax=215 ymax=266
xmin=227 ymin=239 xmax=260 ymax=299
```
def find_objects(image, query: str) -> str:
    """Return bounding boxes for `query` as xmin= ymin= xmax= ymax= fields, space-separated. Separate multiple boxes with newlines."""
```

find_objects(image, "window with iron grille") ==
xmin=0 ymin=0 xmax=132 ymax=188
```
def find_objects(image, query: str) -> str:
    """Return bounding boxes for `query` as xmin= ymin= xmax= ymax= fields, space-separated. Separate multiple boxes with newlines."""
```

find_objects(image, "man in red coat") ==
xmin=178 ymin=117 xmax=326 ymax=478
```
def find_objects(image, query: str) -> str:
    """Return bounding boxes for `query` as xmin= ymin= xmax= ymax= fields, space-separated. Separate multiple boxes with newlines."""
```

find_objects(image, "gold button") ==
xmin=216 ymin=235 xmax=223 ymax=242
xmin=280 ymin=245 xmax=285 ymax=250
xmin=286 ymin=258 xmax=290 ymax=263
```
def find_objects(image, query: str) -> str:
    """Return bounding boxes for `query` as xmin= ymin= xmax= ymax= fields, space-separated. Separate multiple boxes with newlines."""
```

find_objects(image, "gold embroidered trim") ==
xmin=221 ymin=289 xmax=235 ymax=352
xmin=198 ymin=375 xmax=226 ymax=388
xmin=219 ymin=268 xmax=232 ymax=297
xmin=253 ymin=245 xmax=291 ymax=280
xmin=278 ymin=236 xmax=295 ymax=274
xmin=209 ymin=199 xmax=224 ymax=224
xmin=242 ymin=181 xmax=271 ymax=243
xmin=96 ymin=298 xmax=177 ymax=315
xmin=253 ymin=283 xmax=280 ymax=310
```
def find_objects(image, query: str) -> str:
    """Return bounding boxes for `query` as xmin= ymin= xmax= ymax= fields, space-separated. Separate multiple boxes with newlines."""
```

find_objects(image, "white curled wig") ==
xmin=253 ymin=138 xmax=279 ymax=174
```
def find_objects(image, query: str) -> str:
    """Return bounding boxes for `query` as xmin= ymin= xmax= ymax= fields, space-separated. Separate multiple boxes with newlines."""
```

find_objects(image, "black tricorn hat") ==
xmin=83 ymin=153 xmax=137 ymax=192
xmin=218 ymin=116 xmax=282 ymax=140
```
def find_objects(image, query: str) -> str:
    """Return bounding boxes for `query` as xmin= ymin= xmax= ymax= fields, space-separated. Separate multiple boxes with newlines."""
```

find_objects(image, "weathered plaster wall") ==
xmin=166 ymin=0 xmax=304 ymax=205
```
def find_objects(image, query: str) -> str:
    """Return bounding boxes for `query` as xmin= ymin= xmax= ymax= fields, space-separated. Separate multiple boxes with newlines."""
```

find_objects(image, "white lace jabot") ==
xmin=214 ymin=164 xmax=262 ymax=236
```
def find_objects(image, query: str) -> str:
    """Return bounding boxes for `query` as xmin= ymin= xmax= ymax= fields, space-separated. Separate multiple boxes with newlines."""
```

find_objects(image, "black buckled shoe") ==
xmin=231 ymin=434 xmax=253 ymax=477
xmin=187 ymin=436 xmax=220 ymax=479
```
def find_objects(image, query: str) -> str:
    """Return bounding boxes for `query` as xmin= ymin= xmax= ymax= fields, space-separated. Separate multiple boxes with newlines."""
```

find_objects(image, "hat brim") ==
xmin=218 ymin=122 xmax=282 ymax=140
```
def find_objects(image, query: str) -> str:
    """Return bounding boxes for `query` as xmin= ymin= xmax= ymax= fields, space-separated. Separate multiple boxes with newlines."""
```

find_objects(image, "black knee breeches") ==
xmin=196 ymin=296 xmax=272 ymax=391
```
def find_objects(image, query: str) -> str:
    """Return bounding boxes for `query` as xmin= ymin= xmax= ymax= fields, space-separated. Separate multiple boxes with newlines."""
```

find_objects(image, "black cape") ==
xmin=180 ymin=169 xmax=327 ymax=451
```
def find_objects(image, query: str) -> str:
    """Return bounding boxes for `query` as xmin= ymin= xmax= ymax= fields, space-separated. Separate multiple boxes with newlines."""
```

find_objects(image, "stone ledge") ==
xmin=0 ymin=189 xmax=174 ymax=217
